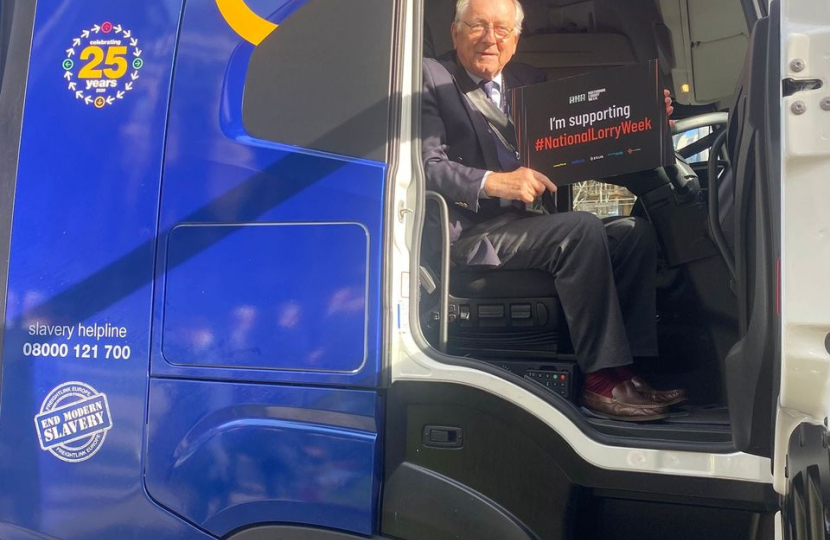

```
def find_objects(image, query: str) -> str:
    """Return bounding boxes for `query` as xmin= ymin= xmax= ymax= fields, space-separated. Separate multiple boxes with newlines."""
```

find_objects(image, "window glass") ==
xmin=673 ymin=126 xmax=713 ymax=163
xmin=573 ymin=181 xmax=637 ymax=217
xmin=573 ymin=126 xmax=718 ymax=218
xmin=242 ymin=0 xmax=395 ymax=162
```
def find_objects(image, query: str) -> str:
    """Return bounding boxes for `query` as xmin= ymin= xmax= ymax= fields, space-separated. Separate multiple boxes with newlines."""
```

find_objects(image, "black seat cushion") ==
xmin=450 ymin=270 xmax=557 ymax=299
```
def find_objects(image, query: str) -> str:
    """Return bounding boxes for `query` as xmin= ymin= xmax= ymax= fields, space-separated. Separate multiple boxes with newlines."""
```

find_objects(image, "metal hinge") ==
xmin=784 ymin=16 xmax=830 ymax=157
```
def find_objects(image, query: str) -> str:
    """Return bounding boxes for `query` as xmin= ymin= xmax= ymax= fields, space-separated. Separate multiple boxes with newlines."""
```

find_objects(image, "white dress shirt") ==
xmin=465 ymin=70 xmax=505 ymax=198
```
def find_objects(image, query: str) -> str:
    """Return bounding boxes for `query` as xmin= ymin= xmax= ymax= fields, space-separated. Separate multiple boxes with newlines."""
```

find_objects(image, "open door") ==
xmin=775 ymin=0 xmax=830 ymax=538
xmin=720 ymin=1 xmax=781 ymax=458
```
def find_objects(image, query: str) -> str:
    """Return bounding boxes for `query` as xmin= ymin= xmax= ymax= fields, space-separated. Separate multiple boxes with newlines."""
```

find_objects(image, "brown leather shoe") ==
xmin=630 ymin=376 xmax=688 ymax=406
xmin=581 ymin=380 xmax=669 ymax=422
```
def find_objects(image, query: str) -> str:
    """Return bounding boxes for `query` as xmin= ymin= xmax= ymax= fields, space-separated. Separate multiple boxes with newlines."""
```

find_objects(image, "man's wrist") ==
xmin=479 ymin=171 xmax=492 ymax=199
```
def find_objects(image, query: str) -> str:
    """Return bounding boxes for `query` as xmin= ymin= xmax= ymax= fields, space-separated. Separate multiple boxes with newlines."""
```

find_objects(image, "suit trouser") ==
xmin=458 ymin=210 xmax=658 ymax=374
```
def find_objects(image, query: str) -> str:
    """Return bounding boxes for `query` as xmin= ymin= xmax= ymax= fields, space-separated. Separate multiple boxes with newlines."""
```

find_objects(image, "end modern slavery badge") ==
xmin=34 ymin=382 xmax=113 ymax=463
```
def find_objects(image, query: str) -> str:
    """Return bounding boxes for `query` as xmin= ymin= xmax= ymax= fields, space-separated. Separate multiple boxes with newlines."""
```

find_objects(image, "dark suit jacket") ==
xmin=422 ymin=53 xmax=546 ymax=265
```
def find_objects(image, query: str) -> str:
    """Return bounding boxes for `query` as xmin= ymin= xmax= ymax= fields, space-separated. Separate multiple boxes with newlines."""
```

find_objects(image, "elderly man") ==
xmin=422 ymin=0 xmax=685 ymax=421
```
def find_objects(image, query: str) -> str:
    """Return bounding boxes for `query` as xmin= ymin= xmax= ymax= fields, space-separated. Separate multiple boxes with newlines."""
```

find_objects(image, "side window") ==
xmin=573 ymin=126 xmax=718 ymax=219
xmin=572 ymin=181 xmax=637 ymax=217
xmin=242 ymin=0 xmax=395 ymax=163
xmin=672 ymin=127 xmax=714 ymax=164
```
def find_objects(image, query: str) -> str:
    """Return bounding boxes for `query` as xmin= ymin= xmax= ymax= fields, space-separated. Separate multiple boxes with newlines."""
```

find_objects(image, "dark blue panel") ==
xmin=144 ymin=0 xmax=386 ymax=536
xmin=0 ymin=1 xmax=211 ymax=539
xmin=0 ymin=0 xmax=388 ymax=538
xmin=150 ymin=0 xmax=386 ymax=388
xmin=163 ymin=223 xmax=369 ymax=372
xmin=145 ymin=379 xmax=381 ymax=536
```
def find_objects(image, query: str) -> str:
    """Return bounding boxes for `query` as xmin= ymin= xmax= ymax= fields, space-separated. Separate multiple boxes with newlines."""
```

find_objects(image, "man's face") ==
xmin=451 ymin=0 xmax=519 ymax=81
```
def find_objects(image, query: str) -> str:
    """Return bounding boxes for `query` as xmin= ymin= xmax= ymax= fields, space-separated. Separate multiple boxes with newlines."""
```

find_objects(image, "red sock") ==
xmin=615 ymin=366 xmax=635 ymax=381
xmin=584 ymin=368 xmax=623 ymax=398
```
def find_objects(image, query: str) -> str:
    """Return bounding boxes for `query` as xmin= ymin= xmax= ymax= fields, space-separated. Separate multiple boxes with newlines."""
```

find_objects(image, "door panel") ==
xmin=778 ymin=0 xmax=830 ymax=535
xmin=723 ymin=1 xmax=781 ymax=457
xmin=145 ymin=379 xmax=381 ymax=537
xmin=145 ymin=0 xmax=394 ymax=536
xmin=149 ymin=0 xmax=392 ymax=388
xmin=0 ymin=0 xmax=394 ymax=538
xmin=162 ymin=223 xmax=370 ymax=373
xmin=0 ymin=1 xmax=213 ymax=539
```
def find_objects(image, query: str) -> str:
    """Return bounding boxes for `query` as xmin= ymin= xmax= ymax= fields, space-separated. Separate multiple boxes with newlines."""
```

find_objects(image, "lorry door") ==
xmin=775 ymin=0 xmax=830 ymax=537
xmin=143 ymin=0 xmax=396 ymax=537
xmin=0 ymin=0 xmax=396 ymax=538
xmin=720 ymin=0 xmax=781 ymax=458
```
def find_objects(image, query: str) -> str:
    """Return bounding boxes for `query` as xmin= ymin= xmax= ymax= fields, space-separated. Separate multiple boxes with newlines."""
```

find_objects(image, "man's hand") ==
xmin=664 ymin=89 xmax=675 ymax=128
xmin=484 ymin=167 xmax=557 ymax=203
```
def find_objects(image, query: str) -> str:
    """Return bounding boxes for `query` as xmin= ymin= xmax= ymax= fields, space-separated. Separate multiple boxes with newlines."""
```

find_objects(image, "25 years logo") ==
xmin=62 ymin=21 xmax=143 ymax=109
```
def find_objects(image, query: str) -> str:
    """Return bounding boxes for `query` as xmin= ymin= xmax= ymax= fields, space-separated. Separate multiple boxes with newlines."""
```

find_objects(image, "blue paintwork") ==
xmin=145 ymin=0 xmax=386 ymax=531
xmin=150 ymin=0 xmax=385 ymax=388
xmin=0 ymin=0 xmax=387 ymax=538
xmin=145 ymin=379 xmax=381 ymax=536
xmin=162 ymin=223 xmax=369 ymax=372
xmin=0 ymin=1 xmax=215 ymax=539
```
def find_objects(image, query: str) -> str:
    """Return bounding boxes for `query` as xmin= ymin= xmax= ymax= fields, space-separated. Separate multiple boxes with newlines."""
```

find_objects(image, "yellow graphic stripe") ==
xmin=215 ymin=0 xmax=278 ymax=45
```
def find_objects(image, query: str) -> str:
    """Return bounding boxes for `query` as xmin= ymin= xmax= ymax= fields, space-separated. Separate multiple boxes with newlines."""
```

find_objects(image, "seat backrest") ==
xmin=726 ymin=12 xmax=779 ymax=333
xmin=710 ymin=37 xmax=753 ymax=252
xmin=423 ymin=0 xmax=456 ymax=59
xmin=512 ymin=33 xmax=637 ymax=80
xmin=423 ymin=0 xmax=637 ymax=79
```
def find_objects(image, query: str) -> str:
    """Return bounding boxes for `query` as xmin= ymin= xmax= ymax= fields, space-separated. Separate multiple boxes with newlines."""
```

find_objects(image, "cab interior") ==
xmin=416 ymin=0 xmax=777 ymax=451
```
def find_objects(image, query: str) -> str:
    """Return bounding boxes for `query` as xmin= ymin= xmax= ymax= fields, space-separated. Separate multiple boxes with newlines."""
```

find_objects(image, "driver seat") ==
xmin=446 ymin=269 xmax=571 ymax=358
xmin=423 ymin=192 xmax=572 ymax=360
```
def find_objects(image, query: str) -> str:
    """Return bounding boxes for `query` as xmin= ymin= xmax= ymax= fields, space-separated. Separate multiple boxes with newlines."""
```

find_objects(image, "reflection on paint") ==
xmin=327 ymin=287 xmax=364 ymax=316
xmin=278 ymin=302 xmax=300 ymax=328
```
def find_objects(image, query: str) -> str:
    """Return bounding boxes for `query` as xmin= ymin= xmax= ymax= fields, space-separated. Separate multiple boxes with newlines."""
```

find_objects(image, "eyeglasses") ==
xmin=460 ymin=21 xmax=515 ymax=40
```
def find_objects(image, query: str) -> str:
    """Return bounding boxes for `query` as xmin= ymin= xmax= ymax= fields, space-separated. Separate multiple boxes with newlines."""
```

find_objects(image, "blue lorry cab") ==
xmin=0 ymin=0 xmax=828 ymax=539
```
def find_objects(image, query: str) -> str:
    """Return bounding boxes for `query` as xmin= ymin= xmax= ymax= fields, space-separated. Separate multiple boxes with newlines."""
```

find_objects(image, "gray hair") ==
xmin=454 ymin=0 xmax=525 ymax=35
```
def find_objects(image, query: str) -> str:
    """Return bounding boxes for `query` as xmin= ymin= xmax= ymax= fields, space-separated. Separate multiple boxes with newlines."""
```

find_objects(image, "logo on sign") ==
xmin=62 ymin=21 xmax=143 ymax=108
xmin=588 ymin=88 xmax=607 ymax=102
xmin=34 ymin=381 xmax=113 ymax=463
xmin=568 ymin=93 xmax=586 ymax=104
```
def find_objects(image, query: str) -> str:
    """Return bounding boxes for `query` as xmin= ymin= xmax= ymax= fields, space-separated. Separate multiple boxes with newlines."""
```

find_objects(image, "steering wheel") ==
xmin=671 ymin=111 xmax=729 ymax=165
xmin=673 ymin=112 xmax=736 ymax=280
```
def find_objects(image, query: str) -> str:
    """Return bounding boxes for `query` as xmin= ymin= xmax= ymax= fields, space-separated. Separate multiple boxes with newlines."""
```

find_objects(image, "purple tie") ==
xmin=479 ymin=80 xmax=501 ymax=111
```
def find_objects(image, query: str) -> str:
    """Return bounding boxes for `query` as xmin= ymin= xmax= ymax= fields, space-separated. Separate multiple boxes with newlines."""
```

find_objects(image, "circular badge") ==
xmin=34 ymin=381 xmax=113 ymax=463
xmin=62 ymin=22 xmax=143 ymax=108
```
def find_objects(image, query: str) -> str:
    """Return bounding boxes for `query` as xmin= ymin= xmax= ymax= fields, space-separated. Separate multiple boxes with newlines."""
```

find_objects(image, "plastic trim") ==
xmin=0 ymin=0 xmax=35 ymax=392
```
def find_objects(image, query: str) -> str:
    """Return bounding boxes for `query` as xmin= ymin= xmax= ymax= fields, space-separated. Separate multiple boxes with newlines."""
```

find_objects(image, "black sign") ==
xmin=511 ymin=60 xmax=674 ymax=186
